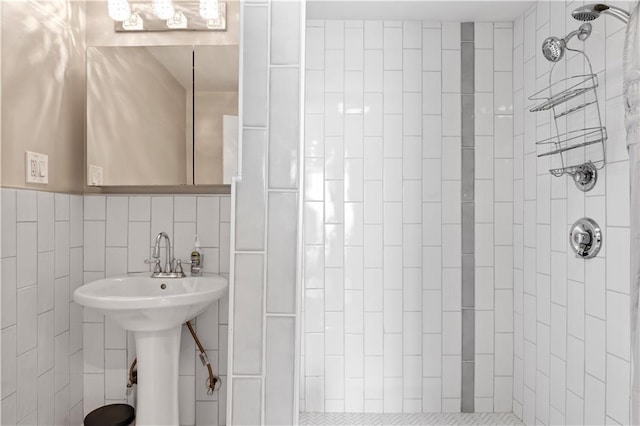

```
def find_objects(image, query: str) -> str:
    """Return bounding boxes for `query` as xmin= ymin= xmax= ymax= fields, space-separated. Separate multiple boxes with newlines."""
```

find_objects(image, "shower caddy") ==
xmin=528 ymin=32 xmax=607 ymax=192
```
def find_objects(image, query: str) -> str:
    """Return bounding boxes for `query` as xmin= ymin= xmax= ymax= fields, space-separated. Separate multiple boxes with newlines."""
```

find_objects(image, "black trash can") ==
xmin=84 ymin=404 xmax=135 ymax=426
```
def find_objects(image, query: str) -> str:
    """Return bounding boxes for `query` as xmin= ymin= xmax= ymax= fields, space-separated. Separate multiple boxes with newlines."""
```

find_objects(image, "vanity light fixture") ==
xmin=108 ymin=0 xmax=131 ymax=21
xmin=113 ymin=1 xmax=226 ymax=32
xmin=199 ymin=0 xmax=219 ymax=20
xmin=152 ymin=0 xmax=175 ymax=20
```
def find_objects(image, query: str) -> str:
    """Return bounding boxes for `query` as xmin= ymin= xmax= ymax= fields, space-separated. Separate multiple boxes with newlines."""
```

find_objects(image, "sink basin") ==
xmin=73 ymin=273 xmax=228 ymax=425
xmin=73 ymin=274 xmax=228 ymax=331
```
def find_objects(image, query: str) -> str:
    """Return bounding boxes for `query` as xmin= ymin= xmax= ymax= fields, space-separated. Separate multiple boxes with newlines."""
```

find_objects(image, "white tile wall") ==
xmin=1 ymin=188 xmax=84 ymax=425
xmin=513 ymin=2 xmax=634 ymax=424
xmin=302 ymin=18 xmax=515 ymax=415
xmin=81 ymin=194 xmax=230 ymax=426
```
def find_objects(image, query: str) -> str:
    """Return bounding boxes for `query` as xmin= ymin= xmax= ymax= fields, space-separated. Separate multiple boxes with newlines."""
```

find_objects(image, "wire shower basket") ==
xmin=528 ymin=47 xmax=606 ymax=191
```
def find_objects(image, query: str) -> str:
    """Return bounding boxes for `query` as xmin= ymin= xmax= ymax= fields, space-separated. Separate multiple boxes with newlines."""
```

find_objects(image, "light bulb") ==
xmin=152 ymin=0 xmax=175 ymax=20
xmin=199 ymin=0 xmax=219 ymax=20
xmin=108 ymin=0 xmax=131 ymax=21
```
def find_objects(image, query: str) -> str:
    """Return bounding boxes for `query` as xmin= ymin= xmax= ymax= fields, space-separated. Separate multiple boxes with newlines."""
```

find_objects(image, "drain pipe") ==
xmin=126 ymin=321 xmax=220 ymax=395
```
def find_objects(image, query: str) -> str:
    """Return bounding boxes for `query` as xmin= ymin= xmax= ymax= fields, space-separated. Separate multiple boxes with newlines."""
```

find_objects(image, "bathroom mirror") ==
xmin=86 ymin=45 xmax=238 ymax=187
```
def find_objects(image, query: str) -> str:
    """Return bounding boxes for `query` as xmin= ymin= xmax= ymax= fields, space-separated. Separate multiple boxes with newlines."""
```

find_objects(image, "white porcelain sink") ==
xmin=73 ymin=274 xmax=228 ymax=331
xmin=73 ymin=274 xmax=228 ymax=425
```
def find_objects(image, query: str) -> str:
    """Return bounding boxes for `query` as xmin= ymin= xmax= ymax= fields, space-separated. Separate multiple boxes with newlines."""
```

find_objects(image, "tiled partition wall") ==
xmin=227 ymin=1 xmax=304 ymax=425
xmin=301 ymin=20 xmax=514 ymax=414
xmin=81 ymin=194 xmax=230 ymax=426
xmin=1 ymin=189 xmax=85 ymax=425
xmin=513 ymin=2 xmax=633 ymax=424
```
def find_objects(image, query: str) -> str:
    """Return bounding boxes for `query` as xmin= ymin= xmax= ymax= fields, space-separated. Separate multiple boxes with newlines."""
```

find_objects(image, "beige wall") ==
xmin=86 ymin=47 xmax=187 ymax=185
xmin=1 ymin=1 xmax=86 ymax=193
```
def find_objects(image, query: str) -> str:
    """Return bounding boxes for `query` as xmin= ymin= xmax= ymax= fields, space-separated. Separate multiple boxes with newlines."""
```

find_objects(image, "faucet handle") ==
xmin=144 ymin=258 xmax=162 ymax=273
xmin=173 ymin=259 xmax=188 ymax=277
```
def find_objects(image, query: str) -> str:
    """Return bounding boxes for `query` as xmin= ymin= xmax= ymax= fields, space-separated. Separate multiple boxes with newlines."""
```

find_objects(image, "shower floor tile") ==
xmin=299 ymin=412 xmax=524 ymax=425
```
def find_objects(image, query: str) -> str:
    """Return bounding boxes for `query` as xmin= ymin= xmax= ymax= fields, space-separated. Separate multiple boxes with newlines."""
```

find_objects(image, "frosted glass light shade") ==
xmin=199 ymin=0 xmax=219 ymax=19
xmin=108 ymin=0 xmax=131 ymax=21
xmin=152 ymin=0 xmax=175 ymax=20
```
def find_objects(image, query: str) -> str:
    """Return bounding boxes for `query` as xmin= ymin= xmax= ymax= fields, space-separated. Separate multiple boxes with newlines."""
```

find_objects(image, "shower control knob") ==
xmin=571 ymin=162 xmax=597 ymax=192
xmin=569 ymin=217 xmax=602 ymax=259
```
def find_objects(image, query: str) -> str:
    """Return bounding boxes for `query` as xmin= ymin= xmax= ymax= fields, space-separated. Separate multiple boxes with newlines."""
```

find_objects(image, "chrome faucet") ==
xmin=153 ymin=232 xmax=173 ymax=273
xmin=145 ymin=232 xmax=186 ymax=278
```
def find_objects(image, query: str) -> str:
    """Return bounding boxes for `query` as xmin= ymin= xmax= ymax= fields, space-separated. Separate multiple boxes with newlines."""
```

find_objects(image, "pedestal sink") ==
xmin=73 ymin=274 xmax=228 ymax=425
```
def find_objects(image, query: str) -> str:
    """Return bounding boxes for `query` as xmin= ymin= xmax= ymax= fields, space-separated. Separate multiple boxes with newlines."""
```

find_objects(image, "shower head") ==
xmin=572 ymin=3 xmax=630 ymax=24
xmin=542 ymin=36 xmax=566 ymax=62
xmin=541 ymin=23 xmax=593 ymax=63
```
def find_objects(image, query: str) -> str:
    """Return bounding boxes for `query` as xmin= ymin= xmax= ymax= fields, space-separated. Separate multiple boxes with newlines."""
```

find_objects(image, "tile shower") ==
xmin=301 ymin=19 xmax=514 ymax=414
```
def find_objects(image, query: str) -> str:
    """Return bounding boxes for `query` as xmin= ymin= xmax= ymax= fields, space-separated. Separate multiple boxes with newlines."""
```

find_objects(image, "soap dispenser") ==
xmin=190 ymin=235 xmax=203 ymax=276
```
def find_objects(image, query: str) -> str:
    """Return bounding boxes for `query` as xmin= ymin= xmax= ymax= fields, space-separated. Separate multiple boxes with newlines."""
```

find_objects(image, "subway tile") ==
xmin=16 ymin=190 xmax=37 ymax=222
xmin=53 ymin=222 xmax=70 ymax=282
xmin=383 ymin=71 xmax=403 ymax=113
xmin=364 ymin=313 xmax=383 ymax=356
xmin=235 ymin=130 xmax=266 ymax=251
xmin=344 ymin=247 xmax=364 ymax=289
xmin=422 ymin=333 xmax=442 ymax=376
xmin=231 ymin=378 xmax=261 ymax=426
xmin=84 ymin=221 xmax=105 ymax=272
xmin=104 ymin=197 xmax=128 ymax=248
xmin=442 ymin=50 xmax=461 ymax=93
xmin=305 ymin=114 xmax=325 ymax=158
xmin=265 ymin=317 xmax=295 ymax=425
xmin=607 ymin=291 xmax=630 ymax=361
xmin=17 ymin=285 xmax=37 ymax=355
xmin=16 ymin=348 xmax=37 ymax=421
xmin=403 ymin=92 xmax=422 ymax=135
xmin=54 ymin=276 xmax=70 ymax=335
xmin=326 ymin=21 xmax=345 ymax=49
xmin=266 ymin=192 xmax=297 ymax=314
xmin=442 ymin=22 xmax=461 ymax=49
xmin=242 ymin=6 xmax=268 ymax=126
xmin=364 ymin=50 xmax=383 ymax=92
xmin=422 ymin=28 xmax=442 ymax=71
xmin=607 ymin=355 xmax=630 ymax=424
xmin=423 ymin=290 xmax=442 ymax=333
xmin=325 ymin=312 xmax=344 ymax=356
xmin=233 ymin=254 xmax=264 ymax=375
xmin=1 ymin=257 xmax=17 ymax=329
xmin=423 ymin=72 xmax=442 ymax=115
xmin=16 ymin=223 xmax=37 ymax=288
xmin=1 ymin=189 xmax=17 ymax=258
xmin=403 ymin=49 xmax=422 ymax=92
xmin=363 ymin=268 xmax=383 ymax=311
xmin=422 ymin=115 xmax=442 ymax=159
xmin=345 ymin=27 xmax=364 ymax=71
xmin=38 ymin=192 xmax=54 ymax=252
xmin=383 ymin=334 xmax=403 ymax=378
xmin=84 ymin=195 xmax=106 ymax=221
xmin=37 ymin=369 xmax=55 ymax=426
xmin=364 ymin=94 xmax=383 ymax=136
xmin=270 ymin=1 xmax=300 ymax=65
xmin=269 ymin=68 xmax=300 ymax=189
xmin=2 ymin=326 xmax=17 ymax=399
xmin=128 ymin=196 xmax=150 ymax=222
xmin=383 ymin=27 xmax=402 ymax=70
xmin=325 ymin=92 xmax=345 ymax=137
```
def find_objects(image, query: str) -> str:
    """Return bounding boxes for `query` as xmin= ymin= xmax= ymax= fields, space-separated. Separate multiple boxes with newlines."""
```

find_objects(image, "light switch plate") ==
xmin=88 ymin=164 xmax=104 ymax=186
xmin=25 ymin=151 xmax=48 ymax=184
